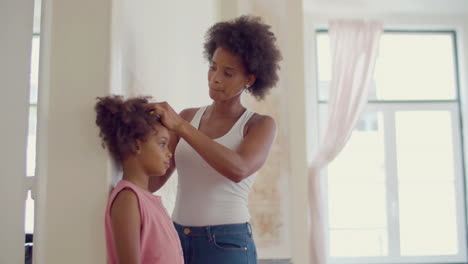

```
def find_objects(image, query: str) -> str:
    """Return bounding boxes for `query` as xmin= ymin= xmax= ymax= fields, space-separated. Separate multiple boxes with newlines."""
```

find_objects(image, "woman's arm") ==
xmin=151 ymin=102 xmax=276 ymax=183
xmin=110 ymin=190 xmax=141 ymax=264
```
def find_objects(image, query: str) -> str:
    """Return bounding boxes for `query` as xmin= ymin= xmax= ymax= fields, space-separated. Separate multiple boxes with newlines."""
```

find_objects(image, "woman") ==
xmin=148 ymin=15 xmax=282 ymax=264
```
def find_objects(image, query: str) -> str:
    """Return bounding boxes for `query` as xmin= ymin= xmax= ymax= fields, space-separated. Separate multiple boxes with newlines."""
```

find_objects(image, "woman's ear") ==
xmin=247 ymin=74 xmax=256 ymax=88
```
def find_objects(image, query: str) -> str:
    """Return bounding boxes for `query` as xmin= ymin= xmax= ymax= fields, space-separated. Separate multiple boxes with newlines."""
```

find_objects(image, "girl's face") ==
xmin=137 ymin=125 xmax=172 ymax=176
xmin=207 ymin=47 xmax=255 ymax=102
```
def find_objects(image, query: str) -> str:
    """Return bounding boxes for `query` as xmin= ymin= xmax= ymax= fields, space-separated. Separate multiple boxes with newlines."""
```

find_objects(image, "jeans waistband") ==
xmin=174 ymin=222 xmax=252 ymax=236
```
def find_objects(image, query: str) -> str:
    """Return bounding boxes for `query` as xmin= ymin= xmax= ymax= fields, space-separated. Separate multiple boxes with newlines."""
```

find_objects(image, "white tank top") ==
xmin=172 ymin=106 xmax=257 ymax=226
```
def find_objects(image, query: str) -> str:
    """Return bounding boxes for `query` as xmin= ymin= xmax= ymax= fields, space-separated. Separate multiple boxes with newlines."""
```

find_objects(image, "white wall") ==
xmin=111 ymin=0 xmax=217 ymax=111
xmin=0 ymin=0 xmax=35 ymax=263
xmin=251 ymin=2 xmax=309 ymax=263
xmin=232 ymin=1 xmax=309 ymax=262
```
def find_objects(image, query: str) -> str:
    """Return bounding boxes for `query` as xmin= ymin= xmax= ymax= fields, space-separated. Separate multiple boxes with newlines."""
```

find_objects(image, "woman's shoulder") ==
xmin=179 ymin=107 xmax=201 ymax=122
xmin=248 ymin=112 xmax=276 ymax=126
xmin=245 ymin=112 xmax=276 ymax=136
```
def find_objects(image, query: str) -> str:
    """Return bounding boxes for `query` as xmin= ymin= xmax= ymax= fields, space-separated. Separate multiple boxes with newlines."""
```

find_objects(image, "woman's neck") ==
xmin=209 ymin=97 xmax=245 ymax=118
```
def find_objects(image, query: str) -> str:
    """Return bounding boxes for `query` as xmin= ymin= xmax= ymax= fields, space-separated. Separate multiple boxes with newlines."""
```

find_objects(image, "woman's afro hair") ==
xmin=203 ymin=15 xmax=282 ymax=100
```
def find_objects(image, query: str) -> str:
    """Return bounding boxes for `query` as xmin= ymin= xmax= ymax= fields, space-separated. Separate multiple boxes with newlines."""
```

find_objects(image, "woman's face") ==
xmin=207 ymin=47 xmax=255 ymax=102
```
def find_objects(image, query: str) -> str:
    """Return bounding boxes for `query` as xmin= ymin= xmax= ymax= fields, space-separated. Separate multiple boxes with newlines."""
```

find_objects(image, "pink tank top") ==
xmin=105 ymin=180 xmax=183 ymax=264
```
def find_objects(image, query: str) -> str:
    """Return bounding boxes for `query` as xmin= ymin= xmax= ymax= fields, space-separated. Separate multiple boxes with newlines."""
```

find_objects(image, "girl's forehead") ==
xmin=154 ymin=124 xmax=169 ymax=137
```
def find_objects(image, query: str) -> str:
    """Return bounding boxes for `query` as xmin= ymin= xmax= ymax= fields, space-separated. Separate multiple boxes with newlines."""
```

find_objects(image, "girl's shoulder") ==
xmin=109 ymin=180 xmax=137 ymax=199
xmin=108 ymin=183 xmax=140 ymax=221
xmin=113 ymin=180 xmax=141 ymax=193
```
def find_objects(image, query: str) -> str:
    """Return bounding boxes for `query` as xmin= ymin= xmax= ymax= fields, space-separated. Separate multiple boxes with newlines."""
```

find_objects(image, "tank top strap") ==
xmin=232 ymin=109 xmax=255 ymax=138
xmin=190 ymin=106 xmax=208 ymax=129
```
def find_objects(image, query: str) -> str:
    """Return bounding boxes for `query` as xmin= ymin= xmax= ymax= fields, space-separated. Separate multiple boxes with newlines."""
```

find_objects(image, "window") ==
xmin=316 ymin=31 xmax=467 ymax=263
xmin=24 ymin=34 xmax=40 ymax=236
xmin=25 ymin=0 xmax=42 ymax=235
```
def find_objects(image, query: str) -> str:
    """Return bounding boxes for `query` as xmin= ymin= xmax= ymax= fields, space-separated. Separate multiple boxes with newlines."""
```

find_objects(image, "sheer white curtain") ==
xmin=309 ymin=20 xmax=383 ymax=264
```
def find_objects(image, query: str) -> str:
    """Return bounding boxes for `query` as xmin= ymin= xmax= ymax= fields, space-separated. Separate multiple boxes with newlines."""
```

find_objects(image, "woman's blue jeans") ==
xmin=174 ymin=222 xmax=257 ymax=264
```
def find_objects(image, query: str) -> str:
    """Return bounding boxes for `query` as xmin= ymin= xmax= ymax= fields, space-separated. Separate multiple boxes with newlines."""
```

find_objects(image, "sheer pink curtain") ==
xmin=309 ymin=20 xmax=383 ymax=264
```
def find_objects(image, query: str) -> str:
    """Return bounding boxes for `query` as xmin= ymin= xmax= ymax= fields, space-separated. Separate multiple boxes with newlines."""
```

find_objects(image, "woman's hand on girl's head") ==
xmin=147 ymin=102 xmax=185 ymax=133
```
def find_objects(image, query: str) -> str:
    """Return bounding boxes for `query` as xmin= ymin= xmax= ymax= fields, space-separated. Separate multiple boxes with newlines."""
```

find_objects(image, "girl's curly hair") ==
xmin=203 ymin=15 xmax=282 ymax=100
xmin=95 ymin=95 xmax=161 ymax=162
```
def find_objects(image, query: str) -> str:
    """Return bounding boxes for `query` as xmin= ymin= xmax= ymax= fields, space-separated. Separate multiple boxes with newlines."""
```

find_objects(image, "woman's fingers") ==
xmin=146 ymin=102 xmax=182 ymax=132
xmin=146 ymin=103 xmax=164 ymax=116
xmin=147 ymin=102 xmax=169 ymax=112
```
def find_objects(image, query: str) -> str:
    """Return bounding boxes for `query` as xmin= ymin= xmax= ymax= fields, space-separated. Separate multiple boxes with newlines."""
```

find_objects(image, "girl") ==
xmin=95 ymin=96 xmax=183 ymax=264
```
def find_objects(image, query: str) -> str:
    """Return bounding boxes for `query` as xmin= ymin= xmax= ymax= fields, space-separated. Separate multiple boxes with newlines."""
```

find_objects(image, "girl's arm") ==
xmin=151 ymin=102 xmax=276 ymax=183
xmin=110 ymin=190 xmax=141 ymax=264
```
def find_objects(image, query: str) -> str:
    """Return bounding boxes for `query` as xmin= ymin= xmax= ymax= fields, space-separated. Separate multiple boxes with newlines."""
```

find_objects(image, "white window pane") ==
xmin=30 ymin=36 xmax=40 ymax=104
xmin=375 ymin=33 xmax=456 ymax=100
xmin=330 ymin=229 xmax=388 ymax=257
xmin=395 ymin=111 xmax=459 ymax=255
xmin=399 ymin=183 xmax=458 ymax=255
xmin=316 ymin=33 xmax=335 ymax=101
xmin=395 ymin=111 xmax=455 ymax=181
xmin=24 ymin=190 xmax=35 ymax=234
xmin=317 ymin=34 xmax=332 ymax=82
xmin=317 ymin=32 xmax=456 ymax=101
xmin=328 ymin=183 xmax=387 ymax=229
xmin=327 ymin=111 xmax=388 ymax=256
xmin=327 ymin=111 xmax=386 ymax=183
xmin=27 ymin=106 xmax=37 ymax=177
